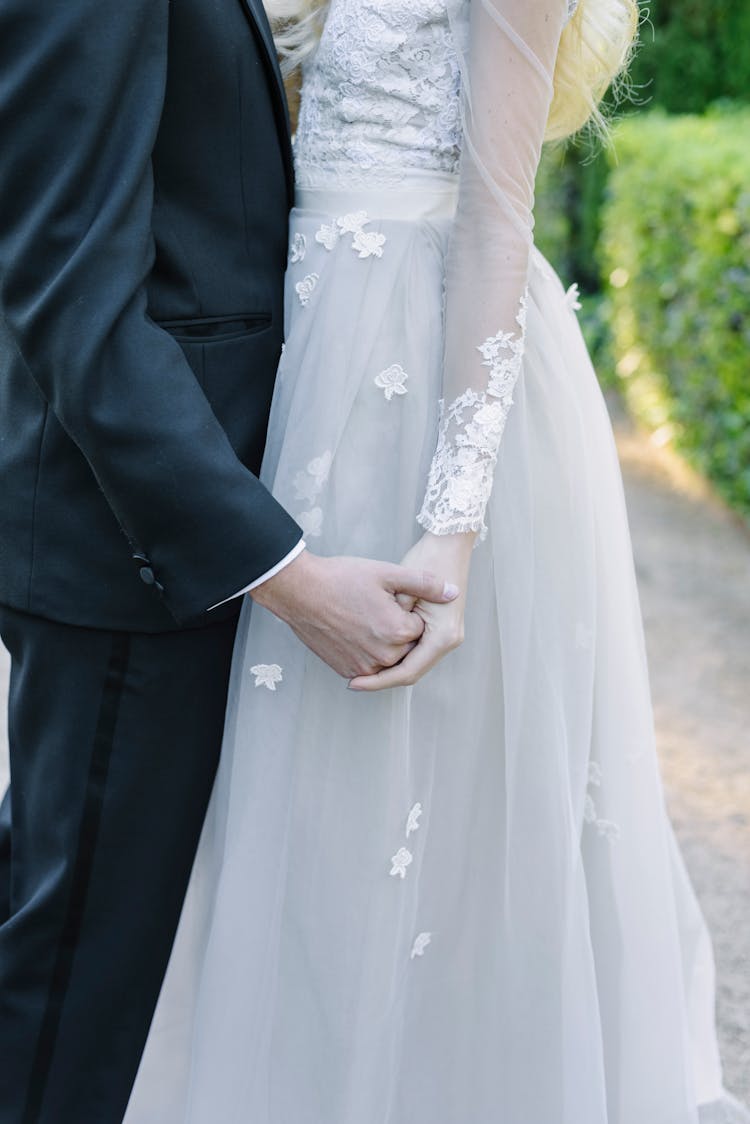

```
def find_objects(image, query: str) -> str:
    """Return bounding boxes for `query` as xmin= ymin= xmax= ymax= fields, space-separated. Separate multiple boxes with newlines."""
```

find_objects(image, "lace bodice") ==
xmin=294 ymin=0 xmax=462 ymax=189
xmin=294 ymin=0 xmax=577 ymax=536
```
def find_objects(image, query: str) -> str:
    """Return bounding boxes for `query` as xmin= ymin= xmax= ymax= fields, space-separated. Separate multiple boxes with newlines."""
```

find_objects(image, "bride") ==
xmin=127 ymin=1 xmax=750 ymax=1120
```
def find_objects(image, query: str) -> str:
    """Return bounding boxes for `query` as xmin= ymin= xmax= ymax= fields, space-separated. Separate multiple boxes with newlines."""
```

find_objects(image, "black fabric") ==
xmin=0 ymin=0 xmax=302 ymax=632
xmin=0 ymin=605 xmax=239 ymax=1123
xmin=22 ymin=632 xmax=130 ymax=1123
xmin=0 ymin=791 xmax=10 ymax=923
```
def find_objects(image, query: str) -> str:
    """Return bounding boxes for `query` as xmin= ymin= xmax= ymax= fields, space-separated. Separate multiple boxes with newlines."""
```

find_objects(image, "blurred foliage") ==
xmin=535 ymin=0 xmax=750 ymax=289
xmin=630 ymin=0 xmax=750 ymax=113
xmin=534 ymin=3 xmax=750 ymax=517
xmin=600 ymin=111 xmax=750 ymax=516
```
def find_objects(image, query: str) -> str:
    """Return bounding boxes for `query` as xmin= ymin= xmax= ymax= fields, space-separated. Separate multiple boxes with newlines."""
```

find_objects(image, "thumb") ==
xmin=386 ymin=566 xmax=460 ymax=605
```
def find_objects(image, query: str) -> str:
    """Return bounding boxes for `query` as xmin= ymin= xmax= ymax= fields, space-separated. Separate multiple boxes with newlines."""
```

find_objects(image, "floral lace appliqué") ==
xmin=294 ymin=0 xmax=462 ymax=190
xmin=315 ymin=212 xmax=387 ymax=259
xmin=353 ymin=229 xmax=386 ymax=259
xmin=292 ymin=452 xmax=331 ymax=538
xmin=584 ymin=760 xmax=621 ymax=842
xmin=289 ymin=232 xmax=307 ymax=265
xmin=293 ymin=451 xmax=332 ymax=505
xmin=375 ymin=364 xmax=409 ymax=400
xmin=564 ymin=282 xmax=582 ymax=312
xmin=298 ymin=507 xmax=324 ymax=538
xmin=295 ymin=273 xmax=319 ymax=307
xmin=418 ymin=294 xmax=528 ymax=536
xmin=405 ymin=802 xmax=423 ymax=837
xmin=250 ymin=664 xmax=283 ymax=691
xmin=390 ymin=847 xmax=413 ymax=879
xmin=410 ymin=932 xmax=432 ymax=959
xmin=315 ymin=220 xmax=340 ymax=251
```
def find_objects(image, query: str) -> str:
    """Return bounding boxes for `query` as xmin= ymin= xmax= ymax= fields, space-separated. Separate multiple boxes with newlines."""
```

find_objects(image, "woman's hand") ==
xmin=348 ymin=531 xmax=475 ymax=691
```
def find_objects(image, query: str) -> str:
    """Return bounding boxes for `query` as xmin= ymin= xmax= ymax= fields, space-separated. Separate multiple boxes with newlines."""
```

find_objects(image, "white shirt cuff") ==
xmin=208 ymin=539 xmax=306 ymax=610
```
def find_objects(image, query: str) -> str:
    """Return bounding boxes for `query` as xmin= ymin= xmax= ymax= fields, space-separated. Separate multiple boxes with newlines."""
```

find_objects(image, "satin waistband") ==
xmin=295 ymin=171 xmax=459 ymax=222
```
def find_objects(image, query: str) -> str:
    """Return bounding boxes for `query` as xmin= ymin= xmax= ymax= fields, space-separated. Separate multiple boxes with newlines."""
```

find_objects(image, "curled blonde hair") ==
xmin=263 ymin=0 xmax=639 ymax=142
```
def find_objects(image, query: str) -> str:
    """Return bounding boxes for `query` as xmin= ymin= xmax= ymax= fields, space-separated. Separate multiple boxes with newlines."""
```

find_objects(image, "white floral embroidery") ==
xmin=295 ymin=273 xmax=319 ymax=307
xmin=565 ymin=282 xmax=582 ymax=311
xmin=410 ymin=932 xmax=432 ymax=959
xmin=293 ymin=451 xmax=332 ymax=504
xmin=480 ymin=296 xmax=527 ymax=400
xmin=418 ymin=294 xmax=528 ymax=537
xmin=405 ymin=802 xmax=423 ymax=837
xmin=375 ymin=364 xmax=409 ymax=401
xmin=596 ymin=819 xmax=621 ymax=842
xmin=315 ymin=212 xmax=387 ymax=259
xmin=390 ymin=847 xmax=413 ymax=879
xmin=587 ymin=760 xmax=603 ymax=787
xmin=250 ymin=664 xmax=283 ymax=691
xmin=584 ymin=760 xmax=620 ymax=842
xmin=298 ymin=507 xmax=324 ymax=537
xmin=336 ymin=210 xmax=369 ymax=234
xmin=315 ymin=221 xmax=340 ymax=251
xmin=289 ymin=232 xmax=307 ymax=264
xmin=293 ymin=1 xmax=462 ymax=191
xmin=293 ymin=474 xmax=321 ymax=506
xmin=352 ymin=229 xmax=386 ymax=259
xmin=307 ymin=451 xmax=332 ymax=486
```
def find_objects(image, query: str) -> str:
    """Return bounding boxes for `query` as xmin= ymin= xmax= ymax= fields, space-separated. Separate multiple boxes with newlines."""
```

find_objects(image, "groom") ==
xmin=0 ymin=2 xmax=455 ymax=1120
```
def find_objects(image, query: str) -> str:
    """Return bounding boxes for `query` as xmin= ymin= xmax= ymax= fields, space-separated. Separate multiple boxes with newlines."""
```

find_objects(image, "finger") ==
xmin=349 ymin=635 xmax=440 ymax=692
xmin=395 ymin=591 xmax=418 ymax=612
xmin=386 ymin=638 xmax=419 ymax=665
xmin=385 ymin=566 xmax=459 ymax=605
xmin=398 ymin=610 xmax=426 ymax=643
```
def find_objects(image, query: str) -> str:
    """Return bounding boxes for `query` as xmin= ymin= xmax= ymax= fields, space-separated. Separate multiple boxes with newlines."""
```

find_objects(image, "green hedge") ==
xmin=599 ymin=110 xmax=750 ymax=516
xmin=630 ymin=0 xmax=750 ymax=114
xmin=534 ymin=0 xmax=750 ymax=293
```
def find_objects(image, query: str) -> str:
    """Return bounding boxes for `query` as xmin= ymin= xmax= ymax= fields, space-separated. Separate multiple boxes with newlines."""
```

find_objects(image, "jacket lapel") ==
xmin=238 ymin=0 xmax=295 ymax=203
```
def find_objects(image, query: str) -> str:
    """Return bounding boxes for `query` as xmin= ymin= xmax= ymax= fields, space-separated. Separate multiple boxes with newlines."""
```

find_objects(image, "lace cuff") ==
xmin=417 ymin=293 xmax=527 ymax=537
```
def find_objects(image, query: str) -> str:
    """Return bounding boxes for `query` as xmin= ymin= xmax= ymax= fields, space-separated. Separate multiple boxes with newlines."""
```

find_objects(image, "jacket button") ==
xmin=139 ymin=566 xmax=156 ymax=586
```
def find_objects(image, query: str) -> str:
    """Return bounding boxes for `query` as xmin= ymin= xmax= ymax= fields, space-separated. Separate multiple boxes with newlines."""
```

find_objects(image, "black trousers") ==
xmin=0 ymin=605 xmax=239 ymax=1123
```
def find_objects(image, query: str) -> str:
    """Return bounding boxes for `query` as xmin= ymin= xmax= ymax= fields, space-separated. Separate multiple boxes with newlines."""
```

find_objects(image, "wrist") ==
xmin=421 ymin=530 xmax=476 ymax=566
xmin=250 ymin=546 xmax=316 ymax=616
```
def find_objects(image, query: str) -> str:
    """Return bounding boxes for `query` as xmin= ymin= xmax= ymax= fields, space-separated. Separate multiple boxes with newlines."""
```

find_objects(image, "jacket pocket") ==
xmin=157 ymin=312 xmax=272 ymax=344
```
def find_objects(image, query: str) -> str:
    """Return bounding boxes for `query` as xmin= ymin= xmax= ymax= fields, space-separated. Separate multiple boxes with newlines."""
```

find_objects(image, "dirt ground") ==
xmin=609 ymin=395 xmax=750 ymax=1102
xmin=0 ymin=394 xmax=748 ymax=1101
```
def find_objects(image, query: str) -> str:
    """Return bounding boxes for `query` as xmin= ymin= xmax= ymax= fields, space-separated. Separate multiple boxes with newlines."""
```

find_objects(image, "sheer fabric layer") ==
xmin=417 ymin=0 xmax=566 ymax=535
xmin=126 ymin=194 xmax=748 ymax=1123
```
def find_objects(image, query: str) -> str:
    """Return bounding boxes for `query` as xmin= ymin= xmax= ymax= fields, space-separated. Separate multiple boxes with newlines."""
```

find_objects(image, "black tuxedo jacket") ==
xmin=0 ymin=0 xmax=303 ymax=632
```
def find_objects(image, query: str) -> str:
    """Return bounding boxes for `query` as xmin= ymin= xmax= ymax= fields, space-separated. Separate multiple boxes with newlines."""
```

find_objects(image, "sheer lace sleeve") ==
xmin=417 ymin=0 xmax=568 ymax=536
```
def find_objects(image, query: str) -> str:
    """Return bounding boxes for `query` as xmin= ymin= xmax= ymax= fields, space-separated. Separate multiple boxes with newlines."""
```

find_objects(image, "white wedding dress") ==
xmin=126 ymin=1 xmax=750 ymax=1121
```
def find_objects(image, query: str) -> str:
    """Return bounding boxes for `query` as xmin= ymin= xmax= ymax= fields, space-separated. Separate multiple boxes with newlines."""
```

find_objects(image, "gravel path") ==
xmin=0 ymin=394 xmax=748 ymax=1100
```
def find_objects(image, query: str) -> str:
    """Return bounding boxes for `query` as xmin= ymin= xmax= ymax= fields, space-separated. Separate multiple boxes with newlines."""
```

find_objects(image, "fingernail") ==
xmin=443 ymin=582 xmax=460 ymax=600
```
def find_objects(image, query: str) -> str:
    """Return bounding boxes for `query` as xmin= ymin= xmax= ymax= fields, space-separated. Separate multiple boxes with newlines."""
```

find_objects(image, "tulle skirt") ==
xmin=126 ymin=177 xmax=749 ymax=1124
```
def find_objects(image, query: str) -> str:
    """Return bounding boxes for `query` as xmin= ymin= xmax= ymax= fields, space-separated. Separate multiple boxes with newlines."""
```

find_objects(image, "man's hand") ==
xmin=250 ymin=550 xmax=460 ymax=680
xmin=348 ymin=531 xmax=475 ymax=691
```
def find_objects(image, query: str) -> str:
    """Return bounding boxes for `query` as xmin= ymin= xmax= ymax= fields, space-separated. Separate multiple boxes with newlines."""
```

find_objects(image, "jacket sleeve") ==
xmin=417 ymin=0 xmax=567 ymax=537
xmin=0 ymin=0 xmax=302 ymax=623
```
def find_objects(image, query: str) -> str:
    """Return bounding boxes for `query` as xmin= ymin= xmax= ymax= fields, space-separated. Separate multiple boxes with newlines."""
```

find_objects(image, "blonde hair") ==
xmin=263 ymin=0 xmax=639 ymax=143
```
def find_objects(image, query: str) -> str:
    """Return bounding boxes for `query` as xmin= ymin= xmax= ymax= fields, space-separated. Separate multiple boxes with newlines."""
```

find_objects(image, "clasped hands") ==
xmin=250 ymin=531 xmax=475 ymax=691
